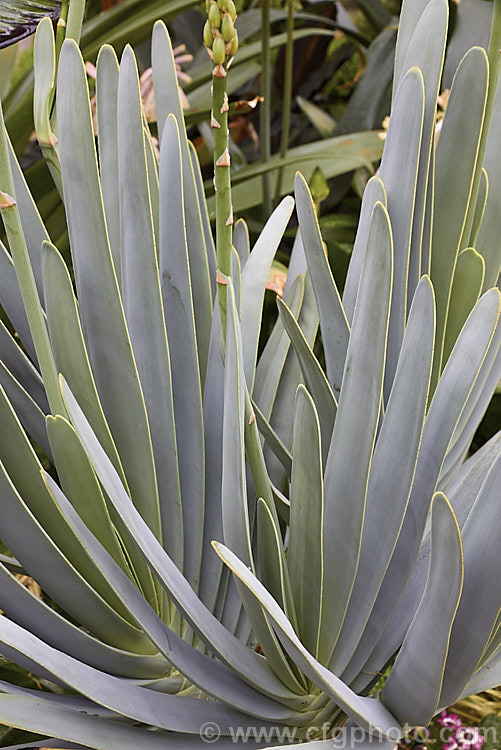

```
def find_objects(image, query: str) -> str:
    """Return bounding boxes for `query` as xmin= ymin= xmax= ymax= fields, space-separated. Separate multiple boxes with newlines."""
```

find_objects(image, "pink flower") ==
xmin=455 ymin=727 xmax=485 ymax=750
xmin=437 ymin=712 xmax=462 ymax=730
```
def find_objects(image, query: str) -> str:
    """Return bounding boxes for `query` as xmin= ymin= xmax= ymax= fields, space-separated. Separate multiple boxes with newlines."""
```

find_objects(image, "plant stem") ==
xmin=66 ymin=0 xmax=86 ymax=44
xmin=260 ymin=0 xmax=272 ymax=220
xmin=463 ymin=0 xmax=501 ymax=245
xmin=274 ymin=0 xmax=294 ymax=204
xmin=205 ymin=0 xmax=237 ymax=331
xmin=213 ymin=71 xmax=233 ymax=329
xmin=55 ymin=0 xmax=69 ymax=66
xmin=0 ymin=104 xmax=66 ymax=417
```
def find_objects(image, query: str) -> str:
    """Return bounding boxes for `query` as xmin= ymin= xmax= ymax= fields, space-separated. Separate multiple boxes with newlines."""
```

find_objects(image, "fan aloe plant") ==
xmin=0 ymin=0 xmax=499 ymax=747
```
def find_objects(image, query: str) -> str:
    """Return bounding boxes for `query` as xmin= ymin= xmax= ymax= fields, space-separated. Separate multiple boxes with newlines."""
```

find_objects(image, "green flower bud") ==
xmin=212 ymin=36 xmax=226 ymax=65
xmin=203 ymin=19 xmax=214 ymax=48
xmin=227 ymin=0 xmax=237 ymax=21
xmin=217 ymin=0 xmax=228 ymax=10
xmin=208 ymin=2 xmax=221 ymax=28
xmin=230 ymin=28 xmax=238 ymax=56
xmin=221 ymin=13 xmax=234 ymax=42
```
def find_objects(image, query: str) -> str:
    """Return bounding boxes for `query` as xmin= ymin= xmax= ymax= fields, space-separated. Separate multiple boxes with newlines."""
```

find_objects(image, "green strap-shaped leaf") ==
xmin=393 ymin=0 xmax=448 ymax=310
xmin=41 ymin=241 xmax=125 ymax=487
xmin=431 ymin=46 xmax=489 ymax=389
xmin=442 ymin=248 xmax=485 ymax=366
xmin=0 ymin=694 xmax=249 ymax=750
xmin=234 ymin=217 xmax=250 ymax=267
xmin=295 ymin=172 xmax=349 ymax=394
xmin=213 ymin=542 xmax=403 ymax=739
xmin=342 ymin=176 xmax=387 ymax=325
xmin=0 ymin=98 xmax=63 ymax=414
xmin=60 ymin=378 xmax=304 ymax=705
xmin=439 ymin=453 xmax=501 ymax=707
xmin=277 ymin=295 xmax=337 ymax=465
xmin=0 ymin=616 xmax=284 ymax=736
xmin=199 ymin=251 xmax=240 ymax=628
xmin=7 ymin=134 xmax=49 ymax=307
xmin=265 ymin=271 xmax=318 ymax=492
xmin=198 ymin=301 xmax=225 ymax=611
xmin=284 ymin=232 xmax=307 ymax=296
xmin=96 ymin=45 xmax=121 ymax=284
xmin=0 ymin=560 xmax=170 ymax=679
xmin=0 ymin=362 xmax=51 ymax=452
xmin=383 ymin=493 xmax=463 ymax=726
xmin=41 ymin=241 xmax=159 ymax=603
xmin=0 ymin=361 xmax=49 ymax=457
xmin=152 ymin=21 xmax=212 ymax=382
xmin=117 ymin=46 xmax=182 ymax=574
xmin=158 ymin=113 xmax=204 ymax=592
xmin=0 ymin=241 xmax=35 ymax=360
xmin=288 ymin=385 xmax=323 ymax=657
xmin=257 ymin=499 xmax=292 ymax=630
xmin=144 ymin=123 xmax=160 ymax=249
xmin=0 ymin=695 xmax=164 ymax=750
xmin=222 ymin=278 xmax=253 ymax=567
xmin=46 ymin=477 xmax=307 ymax=726
xmin=318 ymin=201 xmax=393 ymax=665
xmin=0 ymin=319 xmax=47 ymax=412
xmin=393 ymin=0 xmax=435 ymax=92
xmin=378 ymin=67 xmax=424 ymax=400
xmin=241 ymin=196 xmax=294 ymax=391
xmin=459 ymin=650 xmax=501 ymax=701
xmin=46 ymin=416 xmax=130 ymax=577
xmin=343 ymin=288 xmax=500 ymax=687
xmin=440 ymin=322 xmax=501 ymax=483
xmin=330 ymin=276 xmax=435 ymax=676
xmin=57 ymin=40 xmax=162 ymax=544
xmin=188 ymin=139 xmax=216 ymax=285
xmin=254 ymin=275 xmax=304 ymax=419
xmin=445 ymin=431 xmax=501 ymax=507
xmin=225 ymin=279 xmax=304 ymax=691
xmin=0 ymin=457 xmax=150 ymax=652
xmin=351 ymin=431 xmax=501 ymax=696
xmin=476 ymin=45 xmax=501 ymax=290
xmin=33 ymin=17 xmax=61 ymax=196
xmin=419 ymin=132 xmax=435 ymax=279
xmin=469 ymin=168 xmax=488 ymax=248
xmin=252 ymin=400 xmax=292 ymax=475
xmin=258 ymin=729 xmax=396 ymax=750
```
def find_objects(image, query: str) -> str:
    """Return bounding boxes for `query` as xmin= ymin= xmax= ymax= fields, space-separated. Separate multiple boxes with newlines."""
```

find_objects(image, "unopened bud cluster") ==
xmin=204 ymin=0 xmax=238 ymax=76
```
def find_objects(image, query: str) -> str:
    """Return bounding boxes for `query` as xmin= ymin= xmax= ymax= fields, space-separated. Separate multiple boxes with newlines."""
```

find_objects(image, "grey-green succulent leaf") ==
xmin=318 ymin=200 xmax=393 ymax=666
xmin=378 ymin=66 xmax=424 ymax=400
xmin=431 ymin=46 xmax=489 ymax=388
xmin=295 ymin=172 xmax=349 ymax=395
xmin=329 ymin=275 xmax=436 ymax=676
xmin=382 ymin=493 xmax=463 ymax=726
xmin=213 ymin=541 xmax=403 ymax=739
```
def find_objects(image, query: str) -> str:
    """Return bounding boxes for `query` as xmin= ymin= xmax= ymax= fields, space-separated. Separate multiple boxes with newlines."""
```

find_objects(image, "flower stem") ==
xmin=205 ymin=0 xmax=238 ymax=331
xmin=213 ymin=72 xmax=233 ymax=328
xmin=55 ymin=0 xmax=69 ymax=66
